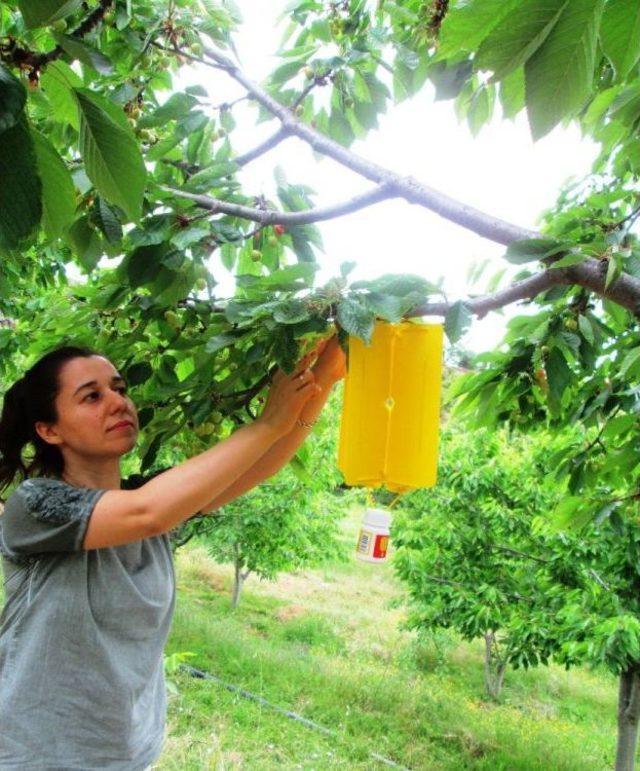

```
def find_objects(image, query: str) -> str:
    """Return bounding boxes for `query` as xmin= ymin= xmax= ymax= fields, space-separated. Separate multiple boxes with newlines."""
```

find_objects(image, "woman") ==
xmin=0 ymin=337 xmax=346 ymax=770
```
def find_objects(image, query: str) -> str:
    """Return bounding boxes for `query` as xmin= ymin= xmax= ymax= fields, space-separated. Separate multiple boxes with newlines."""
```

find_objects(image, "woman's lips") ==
xmin=109 ymin=421 xmax=134 ymax=431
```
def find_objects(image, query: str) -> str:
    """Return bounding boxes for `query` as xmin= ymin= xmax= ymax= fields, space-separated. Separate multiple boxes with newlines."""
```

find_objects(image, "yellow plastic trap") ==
xmin=338 ymin=319 xmax=444 ymax=492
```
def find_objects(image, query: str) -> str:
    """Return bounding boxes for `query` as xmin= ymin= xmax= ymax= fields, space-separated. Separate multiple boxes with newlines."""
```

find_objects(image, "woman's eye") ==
xmin=85 ymin=386 xmax=128 ymax=401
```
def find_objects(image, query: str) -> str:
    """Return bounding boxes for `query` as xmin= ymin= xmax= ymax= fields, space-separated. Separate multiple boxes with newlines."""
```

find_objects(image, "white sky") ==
xmin=74 ymin=1 xmax=599 ymax=354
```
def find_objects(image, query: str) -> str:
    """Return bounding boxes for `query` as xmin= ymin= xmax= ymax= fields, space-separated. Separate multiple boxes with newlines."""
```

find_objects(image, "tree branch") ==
xmin=407 ymin=268 xmax=568 ymax=318
xmin=494 ymin=545 xmax=549 ymax=564
xmin=0 ymin=0 xmax=113 ymax=76
xmin=235 ymin=127 xmax=289 ymax=167
xmin=193 ymin=46 xmax=640 ymax=316
xmin=200 ymin=45 xmax=534 ymax=246
xmin=161 ymin=183 xmax=396 ymax=225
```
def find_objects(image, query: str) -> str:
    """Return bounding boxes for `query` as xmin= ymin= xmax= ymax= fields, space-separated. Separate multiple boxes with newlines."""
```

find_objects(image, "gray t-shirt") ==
xmin=0 ymin=477 xmax=176 ymax=770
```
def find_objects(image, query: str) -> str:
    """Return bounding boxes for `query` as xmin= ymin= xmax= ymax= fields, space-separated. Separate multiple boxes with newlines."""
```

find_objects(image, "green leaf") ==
xmin=126 ymin=361 xmax=153 ymax=386
xmin=138 ymin=93 xmax=198 ymax=128
xmin=270 ymin=59 xmax=304 ymax=86
xmin=467 ymin=85 xmax=495 ymax=136
xmin=205 ymin=333 xmax=243 ymax=354
xmin=74 ymin=88 xmax=146 ymax=221
xmin=475 ymin=0 xmax=569 ymax=81
xmin=337 ymin=297 xmax=376 ymax=344
xmin=605 ymin=253 xmax=622 ymax=289
xmin=549 ymin=495 xmax=591 ymax=531
xmin=499 ymin=67 xmax=526 ymax=119
xmin=444 ymin=301 xmax=472 ymax=343
xmin=504 ymin=238 xmax=568 ymax=264
xmin=92 ymin=198 xmax=123 ymax=244
xmin=548 ymin=251 xmax=588 ymax=269
xmin=260 ymin=263 xmax=318 ymax=289
xmin=0 ymin=65 xmax=26 ymax=132
xmin=31 ymin=129 xmax=76 ymax=240
xmin=170 ymin=226 xmax=209 ymax=250
xmin=119 ymin=242 xmax=176 ymax=288
xmin=0 ymin=116 xmax=42 ymax=250
xmin=40 ymin=61 xmax=82 ymax=130
xmin=141 ymin=432 xmax=164 ymax=473
xmin=272 ymin=326 xmax=298 ymax=372
xmin=600 ymin=0 xmax=640 ymax=79
xmin=578 ymin=314 xmax=594 ymax=345
xmin=273 ymin=298 xmax=310 ymax=324
xmin=65 ymin=215 xmax=103 ymax=270
xmin=593 ymin=501 xmax=621 ymax=527
xmin=350 ymin=273 xmax=439 ymax=296
xmin=620 ymin=347 xmax=640 ymax=378
xmin=438 ymin=0 xmax=521 ymax=57
xmin=18 ymin=0 xmax=82 ymax=28
xmin=52 ymin=33 xmax=114 ymax=74
xmin=525 ymin=0 xmax=605 ymax=139
xmin=340 ymin=261 xmax=356 ymax=278
xmin=429 ymin=60 xmax=473 ymax=101
xmin=602 ymin=413 xmax=637 ymax=440
xmin=365 ymin=291 xmax=424 ymax=323
xmin=545 ymin=347 xmax=572 ymax=407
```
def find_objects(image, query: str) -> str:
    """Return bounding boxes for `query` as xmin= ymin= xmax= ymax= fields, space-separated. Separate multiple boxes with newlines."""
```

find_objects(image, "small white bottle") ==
xmin=356 ymin=508 xmax=391 ymax=563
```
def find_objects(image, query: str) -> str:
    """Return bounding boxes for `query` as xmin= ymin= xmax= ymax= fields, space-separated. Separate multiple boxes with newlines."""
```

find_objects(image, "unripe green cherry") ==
xmin=164 ymin=310 xmax=180 ymax=329
xmin=195 ymin=278 xmax=207 ymax=291
xmin=250 ymin=249 xmax=262 ymax=262
xmin=51 ymin=18 xmax=68 ymax=32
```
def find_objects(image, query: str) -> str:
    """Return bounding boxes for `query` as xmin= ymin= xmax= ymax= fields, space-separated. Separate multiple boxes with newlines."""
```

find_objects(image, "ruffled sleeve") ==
xmin=0 ymin=478 xmax=107 ymax=559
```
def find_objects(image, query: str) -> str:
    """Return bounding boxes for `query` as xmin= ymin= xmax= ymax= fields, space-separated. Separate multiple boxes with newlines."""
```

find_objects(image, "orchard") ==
xmin=1 ymin=0 xmax=640 ymax=768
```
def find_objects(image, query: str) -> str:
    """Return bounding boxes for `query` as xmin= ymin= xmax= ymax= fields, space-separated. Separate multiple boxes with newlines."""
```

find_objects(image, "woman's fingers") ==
xmin=294 ymin=368 xmax=314 ymax=390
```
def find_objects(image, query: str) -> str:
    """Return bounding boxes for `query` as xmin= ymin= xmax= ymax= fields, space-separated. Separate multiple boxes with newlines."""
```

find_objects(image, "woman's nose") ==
xmin=109 ymin=389 xmax=130 ymax=410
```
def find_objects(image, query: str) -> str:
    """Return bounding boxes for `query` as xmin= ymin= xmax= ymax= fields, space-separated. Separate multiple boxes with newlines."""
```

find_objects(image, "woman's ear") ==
xmin=34 ymin=421 xmax=63 ymax=446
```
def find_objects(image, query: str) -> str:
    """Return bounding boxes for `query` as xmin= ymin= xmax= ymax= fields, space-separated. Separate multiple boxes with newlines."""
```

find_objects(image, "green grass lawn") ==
xmin=156 ymin=505 xmax=620 ymax=770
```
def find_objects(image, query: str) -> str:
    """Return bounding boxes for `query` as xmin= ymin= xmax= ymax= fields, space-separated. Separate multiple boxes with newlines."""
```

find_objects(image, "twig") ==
xmin=162 ymin=183 xmax=396 ymax=225
xmin=235 ymin=127 xmax=289 ymax=167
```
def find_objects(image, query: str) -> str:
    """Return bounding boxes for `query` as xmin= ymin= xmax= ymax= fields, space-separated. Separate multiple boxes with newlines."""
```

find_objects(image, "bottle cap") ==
xmin=363 ymin=507 xmax=391 ymax=528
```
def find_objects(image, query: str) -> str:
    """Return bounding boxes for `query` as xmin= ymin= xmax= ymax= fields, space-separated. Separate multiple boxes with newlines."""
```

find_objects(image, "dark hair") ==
xmin=0 ymin=345 xmax=101 ymax=497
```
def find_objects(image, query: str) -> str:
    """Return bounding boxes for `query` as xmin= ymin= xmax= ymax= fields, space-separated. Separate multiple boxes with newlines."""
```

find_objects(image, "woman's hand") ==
xmin=256 ymin=358 xmax=321 ymax=437
xmin=311 ymin=335 xmax=347 ymax=388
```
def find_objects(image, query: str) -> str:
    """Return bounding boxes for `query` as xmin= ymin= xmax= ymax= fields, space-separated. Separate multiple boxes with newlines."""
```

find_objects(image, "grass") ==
xmin=156 ymin=504 xmax=621 ymax=770
xmin=0 ymin=504 xmax=622 ymax=769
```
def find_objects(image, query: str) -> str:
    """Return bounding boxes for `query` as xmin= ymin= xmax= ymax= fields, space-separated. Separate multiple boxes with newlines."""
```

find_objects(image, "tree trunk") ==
xmin=231 ymin=545 xmax=250 ymax=609
xmin=483 ymin=632 xmax=508 ymax=700
xmin=615 ymin=666 xmax=640 ymax=771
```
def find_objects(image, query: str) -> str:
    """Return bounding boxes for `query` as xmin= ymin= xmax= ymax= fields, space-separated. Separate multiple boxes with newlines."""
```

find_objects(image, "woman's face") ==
xmin=36 ymin=355 xmax=139 ymax=460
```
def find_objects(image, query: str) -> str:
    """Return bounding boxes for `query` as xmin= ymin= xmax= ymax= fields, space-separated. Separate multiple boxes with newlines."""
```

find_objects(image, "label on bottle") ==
xmin=357 ymin=528 xmax=372 ymax=555
xmin=373 ymin=534 xmax=389 ymax=559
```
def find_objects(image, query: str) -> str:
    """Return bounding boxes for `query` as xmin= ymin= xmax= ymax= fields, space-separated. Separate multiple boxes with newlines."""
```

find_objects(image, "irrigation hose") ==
xmin=180 ymin=664 xmax=412 ymax=770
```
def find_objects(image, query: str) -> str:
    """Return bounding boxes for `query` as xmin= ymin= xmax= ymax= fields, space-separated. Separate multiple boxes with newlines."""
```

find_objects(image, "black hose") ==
xmin=180 ymin=664 xmax=412 ymax=770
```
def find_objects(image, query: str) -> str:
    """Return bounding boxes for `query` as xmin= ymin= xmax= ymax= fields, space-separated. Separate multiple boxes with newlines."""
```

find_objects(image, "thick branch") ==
xmin=160 ymin=46 xmax=640 ymax=316
xmin=201 ymin=46 xmax=534 ymax=246
xmin=408 ymin=268 xmax=567 ymax=318
xmin=197 ymin=47 xmax=640 ymax=316
xmin=162 ymin=183 xmax=395 ymax=225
